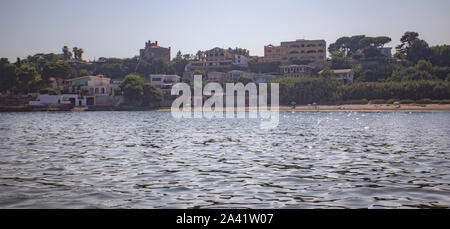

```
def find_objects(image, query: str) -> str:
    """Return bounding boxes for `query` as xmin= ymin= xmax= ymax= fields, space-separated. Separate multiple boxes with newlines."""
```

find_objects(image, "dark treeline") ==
xmin=0 ymin=48 xmax=192 ymax=94
xmin=275 ymin=77 xmax=450 ymax=105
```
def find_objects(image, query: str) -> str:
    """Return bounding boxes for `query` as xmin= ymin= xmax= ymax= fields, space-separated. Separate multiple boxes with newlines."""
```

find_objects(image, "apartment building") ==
xmin=185 ymin=47 xmax=249 ymax=80
xmin=263 ymin=45 xmax=281 ymax=62
xmin=264 ymin=39 xmax=327 ymax=63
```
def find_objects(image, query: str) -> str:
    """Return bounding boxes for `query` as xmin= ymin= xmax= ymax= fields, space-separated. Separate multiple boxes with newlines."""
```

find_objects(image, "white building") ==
xmin=280 ymin=64 xmax=314 ymax=77
xmin=233 ymin=54 xmax=248 ymax=67
xmin=29 ymin=94 xmax=87 ymax=107
xmin=67 ymin=75 xmax=115 ymax=96
xmin=148 ymin=74 xmax=181 ymax=96
xmin=319 ymin=69 xmax=355 ymax=83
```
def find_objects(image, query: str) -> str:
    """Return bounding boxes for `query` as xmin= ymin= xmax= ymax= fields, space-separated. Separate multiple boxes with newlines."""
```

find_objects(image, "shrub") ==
xmin=386 ymin=98 xmax=399 ymax=104
xmin=346 ymin=99 xmax=369 ymax=104
xmin=438 ymin=99 xmax=450 ymax=104
xmin=370 ymin=99 xmax=386 ymax=104
xmin=415 ymin=98 xmax=433 ymax=104
xmin=39 ymin=88 xmax=57 ymax=95
xmin=399 ymin=99 xmax=415 ymax=104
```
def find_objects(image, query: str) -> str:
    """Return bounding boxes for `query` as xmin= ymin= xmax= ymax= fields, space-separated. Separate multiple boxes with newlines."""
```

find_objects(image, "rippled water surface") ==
xmin=0 ymin=111 xmax=449 ymax=208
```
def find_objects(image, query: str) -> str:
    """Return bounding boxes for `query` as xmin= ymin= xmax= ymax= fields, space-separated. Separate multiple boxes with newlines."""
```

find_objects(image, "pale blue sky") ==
xmin=1 ymin=0 xmax=450 ymax=61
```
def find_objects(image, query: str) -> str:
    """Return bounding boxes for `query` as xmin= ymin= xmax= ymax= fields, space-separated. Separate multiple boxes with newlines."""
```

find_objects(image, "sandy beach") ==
xmin=158 ymin=104 xmax=450 ymax=112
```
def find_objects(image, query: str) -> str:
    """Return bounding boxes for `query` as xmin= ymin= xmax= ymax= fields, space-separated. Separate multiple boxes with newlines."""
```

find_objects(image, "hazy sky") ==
xmin=1 ymin=0 xmax=450 ymax=61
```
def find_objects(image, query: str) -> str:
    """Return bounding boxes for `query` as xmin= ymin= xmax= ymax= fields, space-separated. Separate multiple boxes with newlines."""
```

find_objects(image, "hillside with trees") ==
xmin=1 ymin=32 xmax=449 ymax=106
xmin=275 ymin=32 xmax=450 ymax=105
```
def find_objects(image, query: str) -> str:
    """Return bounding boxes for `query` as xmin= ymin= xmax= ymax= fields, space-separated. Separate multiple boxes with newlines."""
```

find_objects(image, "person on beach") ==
xmin=290 ymin=101 xmax=296 ymax=109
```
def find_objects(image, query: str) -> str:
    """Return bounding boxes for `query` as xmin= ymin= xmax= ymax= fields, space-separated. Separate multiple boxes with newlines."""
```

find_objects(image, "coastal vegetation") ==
xmin=119 ymin=74 xmax=163 ymax=107
xmin=271 ymin=32 xmax=450 ymax=105
xmin=0 ymin=31 xmax=449 ymax=107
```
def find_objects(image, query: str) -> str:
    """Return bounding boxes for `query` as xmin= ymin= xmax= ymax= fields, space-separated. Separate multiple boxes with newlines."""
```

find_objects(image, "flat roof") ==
xmin=319 ymin=69 xmax=353 ymax=74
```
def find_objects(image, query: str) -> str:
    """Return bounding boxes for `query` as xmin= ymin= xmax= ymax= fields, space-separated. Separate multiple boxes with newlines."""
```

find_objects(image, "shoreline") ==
xmin=159 ymin=104 xmax=450 ymax=112
xmin=1 ymin=104 xmax=450 ymax=112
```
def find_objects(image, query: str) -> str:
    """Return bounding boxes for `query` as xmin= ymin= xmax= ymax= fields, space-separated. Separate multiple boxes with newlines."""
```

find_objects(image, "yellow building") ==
xmin=263 ymin=45 xmax=281 ymax=62
xmin=264 ymin=39 xmax=326 ymax=63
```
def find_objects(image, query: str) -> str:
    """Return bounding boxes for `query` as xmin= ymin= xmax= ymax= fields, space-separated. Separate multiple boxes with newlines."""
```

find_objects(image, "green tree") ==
xmin=62 ymin=46 xmax=73 ymax=60
xmin=142 ymin=83 xmax=163 ymax=106
xmin=42 ymin=62 xmax=73 ymax=80
xmin=329 ymin=35 xmax=365 ymax=57
xmin=248 ymin=61 xmax=280 ymax=73
xmin=395 ymin=32 xmax=431 ymax=63
xmin=196 ymin=50 xmax=204 ymax=60
xmin=15 ymin=64 xmax=39 ymax=93
xmin=171 ymin=58 xmax=189 ymax=77
xmin=389 ymin=66 xmax=435 ymax=81
xmin=430 ymin=45 xmax=450 ymax=67
xmin=175 ymin=50 xmax=183 ymax=61
xmin=97 ymin=63 xmax=127 ymax=79
xmin=416 ymin=59 xmax=433 ymax=72
xmin=119 ymin=74 xmax=145 ymax=105
xmin=150 ymin=59 xmax=174 ymax=74
xmin=229 ymin=47 xmax=250 ymax=56
xmin=136 ymin=59 xmax=174 ymax=75
xmin=79 ymin=69 xmax=93 ymax=77
xmin=73 ymin=47 xmax=79 ymax=60
xmin=78 ymin=48 xmax=84 ymax=61
xmin=330 ymin=57 xmax=351 ymax=69
xmin=338 ymin=80 xmax=450 ymax=101
xmin=273 ymin=77 xmax=340 ymax=105
xmin=72 ymin=47 xmax=84 ymax=61
xmin=119 ymin=74 xmax=163 ymax=106
xmin=0 ymin=58 xmax=18 ymax=93
xmin=358 ymin=36 xmax=392 ymax=58
xmin=236 ymin=76 xmax=254 ymax=84
xmin=25 ymin=53 xmax=63 ymax=73
xmin=359 ymin=36 xmax=391 ymax=49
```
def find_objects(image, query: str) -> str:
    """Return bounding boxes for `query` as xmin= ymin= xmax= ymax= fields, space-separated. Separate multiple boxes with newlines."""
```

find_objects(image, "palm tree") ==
xmin=72 ymin=47 xmax=79 ymax=60
xmin=63 ymin=46 xmax=72 ymax=60
xmin=196 ymin=50 xmax=204 ymax=60
xmin=78 ymin=48 xmax=84 ymax=61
